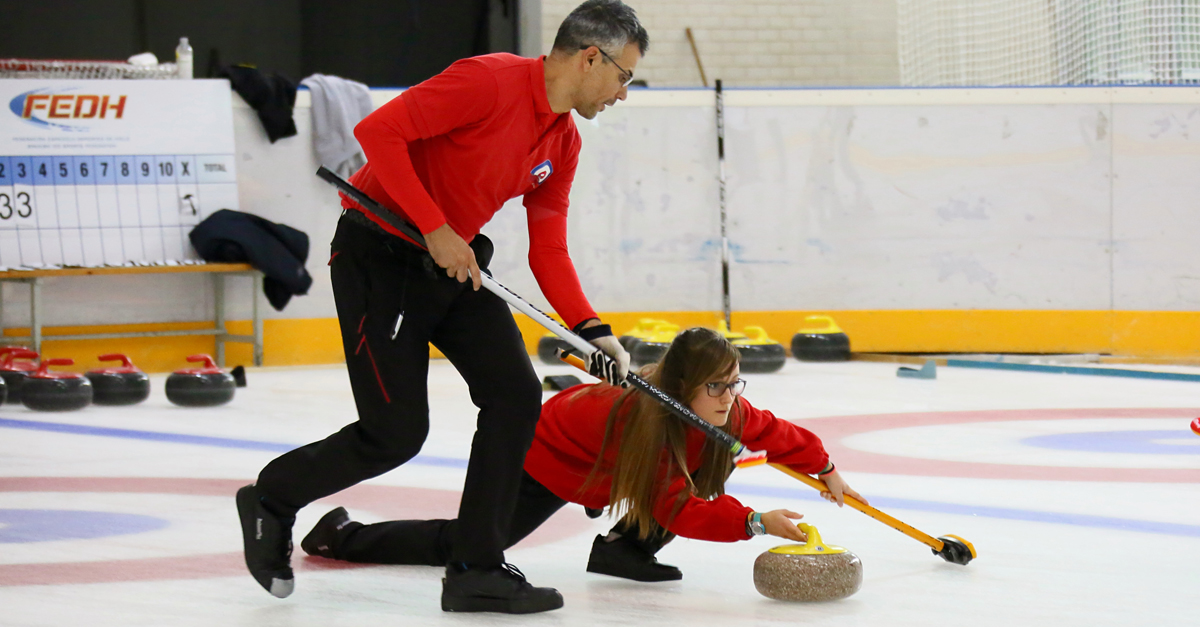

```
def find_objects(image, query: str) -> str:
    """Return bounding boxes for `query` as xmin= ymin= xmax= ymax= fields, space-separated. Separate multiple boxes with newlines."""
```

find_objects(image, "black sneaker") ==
xmin=586 ymin=534 xmax=682 ymax=582
xmin=301 ymin=507 xmax=358 ymax=559
xmin=235 ymin=484 xmax=295 ymax=598
xmin=441 ymin=563 xmax=564 ymax=614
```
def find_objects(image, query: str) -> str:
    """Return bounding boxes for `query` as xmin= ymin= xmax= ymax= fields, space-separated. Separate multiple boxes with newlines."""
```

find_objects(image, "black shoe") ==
xmin=441 ymin=563 xmax=564 ymax=614
xmin=236 ymin=484 xmax=295 ymax=598
xmin=586 ymin=534 xmax=682 ymax=582
xmin=300 ymin=507 xmax=359 ymax=559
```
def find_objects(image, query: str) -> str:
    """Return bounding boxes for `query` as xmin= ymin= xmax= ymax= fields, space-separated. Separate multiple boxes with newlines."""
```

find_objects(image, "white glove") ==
xmin=577 ymin=323 xmax=630 ymax=387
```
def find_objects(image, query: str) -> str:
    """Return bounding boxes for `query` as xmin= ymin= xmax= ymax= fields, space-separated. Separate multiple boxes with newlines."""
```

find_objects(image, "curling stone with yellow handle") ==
xmin=619 ymin=318 xmax=673 ymax=354
xmin=791 ymin=315 xmax=851 ymax=362
xmin=630 ymin=323 xmax=680 ymax=366
xmin=721 ymin=322 xmax=786 ymax=374
xmin=753 ymin=523 xmax=863 ymax=602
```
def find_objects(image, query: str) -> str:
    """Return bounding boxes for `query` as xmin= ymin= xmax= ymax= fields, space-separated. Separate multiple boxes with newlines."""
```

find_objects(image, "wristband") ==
xmin=817 ymin=462 xmax=835 ymax=476
xmin=577 ymin=323 xmax=614 ymax=341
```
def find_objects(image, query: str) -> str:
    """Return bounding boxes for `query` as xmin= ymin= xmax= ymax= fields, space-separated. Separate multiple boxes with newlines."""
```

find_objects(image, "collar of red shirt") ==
xmin=531 ymin=56 xmax=556 ymax=116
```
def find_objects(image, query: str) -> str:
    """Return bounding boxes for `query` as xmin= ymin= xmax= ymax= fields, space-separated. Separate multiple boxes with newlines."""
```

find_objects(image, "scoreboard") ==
xmin=0 ymin=79 xmax=237 ymax=270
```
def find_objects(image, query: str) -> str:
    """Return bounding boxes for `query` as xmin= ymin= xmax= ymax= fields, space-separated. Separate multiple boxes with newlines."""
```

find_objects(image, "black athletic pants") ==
xmin=256 ymin=213 xmax=543 ymax=568
xmin=330 ymin=471 xmax=673 ymax=565
xmin=336 ymin=470 xmax=568 ymax=565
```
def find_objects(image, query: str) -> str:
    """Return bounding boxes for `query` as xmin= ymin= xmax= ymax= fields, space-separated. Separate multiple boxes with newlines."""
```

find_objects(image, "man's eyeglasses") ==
xmin=582 ymin=45 xmax=634 ymax=87
xmin=705 ymin=379 xmax=746 ymax=398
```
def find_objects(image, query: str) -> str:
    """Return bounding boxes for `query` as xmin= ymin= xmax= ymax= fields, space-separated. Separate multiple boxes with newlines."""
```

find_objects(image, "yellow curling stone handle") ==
xmin=797 ymin=315 xmax=843 ymax=334
xmin=769 ymin=523 xmax=847 ymax=555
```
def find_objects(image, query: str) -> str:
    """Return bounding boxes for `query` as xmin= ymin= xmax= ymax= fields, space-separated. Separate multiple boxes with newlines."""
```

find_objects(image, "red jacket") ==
xmin=525 ymin=385 xmax=831 ymax=542
xmin=344 ymin=53 xmax=597 ymax=328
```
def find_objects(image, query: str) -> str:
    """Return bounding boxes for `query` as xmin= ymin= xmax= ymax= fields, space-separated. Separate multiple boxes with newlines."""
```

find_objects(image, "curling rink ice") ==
xmin=1 ymin=356 xmax=1197 ymax=626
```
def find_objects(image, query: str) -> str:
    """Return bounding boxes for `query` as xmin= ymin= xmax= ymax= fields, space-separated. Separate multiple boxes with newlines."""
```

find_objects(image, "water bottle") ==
xmin=175 ymin=37 xmax=193 ymax=80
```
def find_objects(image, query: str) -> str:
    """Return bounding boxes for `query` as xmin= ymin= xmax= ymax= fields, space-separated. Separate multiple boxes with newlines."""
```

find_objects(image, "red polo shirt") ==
xmin=344 ymin=53 xmax=597 ymax=329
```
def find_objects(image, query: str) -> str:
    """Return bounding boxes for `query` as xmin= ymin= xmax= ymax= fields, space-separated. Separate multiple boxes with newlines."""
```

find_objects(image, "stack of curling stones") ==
xmin=718 ymin=321 xmax=787 ymax=374
xmin=791 ymin=315 xmax=851 ymax=362
xmin=166 ymin=354 xmax=236 ymax=407
xmin=22 ymin=358 xmax=94 ymax=412
xmin=753 ymin=523 xmax=862 ymax=602
xmin=0 ymin=347 xmax=39 ymax=406
xmin=86 ymin=354 xmax=151 ymax=406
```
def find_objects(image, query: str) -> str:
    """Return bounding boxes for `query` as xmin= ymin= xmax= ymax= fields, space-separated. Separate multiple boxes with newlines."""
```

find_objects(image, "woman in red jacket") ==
xmin=299 ymin=327 xmax=866 ymax=582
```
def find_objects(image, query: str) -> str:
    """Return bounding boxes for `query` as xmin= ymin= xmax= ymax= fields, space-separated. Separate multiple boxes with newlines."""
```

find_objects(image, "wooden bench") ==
xmin=0 ymin=263 xmax=263 ymax=366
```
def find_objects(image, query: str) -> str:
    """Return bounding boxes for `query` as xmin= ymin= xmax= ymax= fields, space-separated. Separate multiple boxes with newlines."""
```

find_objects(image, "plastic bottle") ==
xmin=175 ymin=37 xmax=193 ymax=80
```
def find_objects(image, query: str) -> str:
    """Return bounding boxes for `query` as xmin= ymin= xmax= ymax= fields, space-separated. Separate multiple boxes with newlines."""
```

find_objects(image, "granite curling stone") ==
xmin=536 ymin=332 xmax=574 ymax=365
xmin=86 ymin=354 xmax=151 ymax=406
xmin=630 ymin=323 xmax=679 ymax=366
xmin=790 ymin=315 xmax=851 ymax=362
xmin=21 ymin=358 xmax=94 ymax=412
xmin=753 ymin=524 xmax=862 ymax=602
xmin=166 ymin=354 xmax=236 ymax=407
xmin=0 ymin=346 xmax=39 ymax=405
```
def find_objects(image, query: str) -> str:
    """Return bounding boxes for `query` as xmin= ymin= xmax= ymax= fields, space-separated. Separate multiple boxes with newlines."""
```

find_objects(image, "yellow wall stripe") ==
xmin=4 ymin=309 xmax=1196 ymax=373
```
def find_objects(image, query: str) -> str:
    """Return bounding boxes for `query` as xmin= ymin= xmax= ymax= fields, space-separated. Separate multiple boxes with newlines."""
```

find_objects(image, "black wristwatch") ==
xmin=746 ymin=511 xmax=766 ymax=537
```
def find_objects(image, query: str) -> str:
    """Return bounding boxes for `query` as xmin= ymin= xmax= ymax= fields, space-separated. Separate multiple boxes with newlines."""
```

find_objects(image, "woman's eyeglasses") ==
xmin=705 ymin=379 xmax=746 ymax=397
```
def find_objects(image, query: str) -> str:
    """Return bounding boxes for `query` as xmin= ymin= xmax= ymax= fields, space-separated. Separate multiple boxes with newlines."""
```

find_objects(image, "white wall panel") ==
xmin=6 ymin=86 xmax=1200 ymax=331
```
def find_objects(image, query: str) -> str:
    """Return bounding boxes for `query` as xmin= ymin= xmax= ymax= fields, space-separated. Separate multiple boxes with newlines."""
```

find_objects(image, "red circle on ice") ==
xmin=1191 ymin=417 xmax=1200 ymax=437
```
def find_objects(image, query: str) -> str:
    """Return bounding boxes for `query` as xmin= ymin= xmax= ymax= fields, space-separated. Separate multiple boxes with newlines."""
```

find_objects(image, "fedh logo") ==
xmin=530 ymin=160 xmax=553 ymax=187
xmin=8 ymin=88 xmax=128 ymax=132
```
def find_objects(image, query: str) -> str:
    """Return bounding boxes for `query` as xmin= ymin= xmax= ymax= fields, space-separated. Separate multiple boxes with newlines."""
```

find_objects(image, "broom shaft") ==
xmin=768 ymin=463 xmax=945 ymax=551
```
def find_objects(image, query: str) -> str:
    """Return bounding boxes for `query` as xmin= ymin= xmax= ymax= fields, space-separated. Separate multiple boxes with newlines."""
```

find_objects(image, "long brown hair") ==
xmin=580 ymin=327 xmax=743 ymax=539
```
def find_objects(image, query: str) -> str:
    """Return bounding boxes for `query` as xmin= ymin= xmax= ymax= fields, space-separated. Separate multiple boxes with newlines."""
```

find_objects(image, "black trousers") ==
xmin=331 ymin=471 xmax=673 ymax=565
xmin=256 ymin=214 xmax=543 ymax=567
xmin=336 ymin=471 xmax=568 ymax=565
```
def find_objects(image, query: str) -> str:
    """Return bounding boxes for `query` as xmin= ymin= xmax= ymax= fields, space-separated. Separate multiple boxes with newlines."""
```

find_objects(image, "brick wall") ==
xmin=539 ymin=0 xmax=900 ymax=87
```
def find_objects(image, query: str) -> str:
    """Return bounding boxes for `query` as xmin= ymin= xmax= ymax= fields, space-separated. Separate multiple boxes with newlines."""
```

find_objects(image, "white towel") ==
xmin=300 ymin=74 xmax=374 ymax=177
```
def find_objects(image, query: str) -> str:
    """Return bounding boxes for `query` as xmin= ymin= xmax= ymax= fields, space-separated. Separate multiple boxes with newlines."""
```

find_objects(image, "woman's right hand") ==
xmin=761 ymin=509 xmax=807 ymax=541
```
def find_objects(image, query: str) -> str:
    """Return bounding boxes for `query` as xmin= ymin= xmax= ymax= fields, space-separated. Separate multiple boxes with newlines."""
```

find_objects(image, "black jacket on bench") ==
xmin=189 ymin=209 xmax=312 ymax=311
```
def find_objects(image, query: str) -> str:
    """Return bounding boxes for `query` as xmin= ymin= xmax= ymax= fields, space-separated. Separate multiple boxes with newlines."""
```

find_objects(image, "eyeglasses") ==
xmin=705 ymin=379 xmax=746 ymax=398
xmin=582 ymin=45 xmax=634 ymax=87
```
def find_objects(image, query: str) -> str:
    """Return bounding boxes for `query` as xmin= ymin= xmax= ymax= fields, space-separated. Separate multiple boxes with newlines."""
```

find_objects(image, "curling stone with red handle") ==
xmin=21 ymin=358 xmax=94 ymax=412
xmin=0 ymin=347 xmax=39 ymax=405
xmin=86 ymin=354 xmax=151 ymax=406
xmin=166 ymin=354 xmax=235 ymax=407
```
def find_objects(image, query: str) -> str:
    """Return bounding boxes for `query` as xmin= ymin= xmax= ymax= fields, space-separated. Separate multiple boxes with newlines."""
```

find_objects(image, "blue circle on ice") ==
xmin=1020 ymin=430 xmax=1200 ymax=455
xmin=0 ymin=509 xmax=169 ymax=543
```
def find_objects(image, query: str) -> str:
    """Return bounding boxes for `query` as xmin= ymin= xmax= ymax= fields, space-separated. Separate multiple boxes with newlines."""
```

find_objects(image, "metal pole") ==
xmin=214 ymin=273 xmax=225 ymax=366
xmin=716 ymin=79 xmax=732 ymax=331
xmin=30 ymin=277 xmax=42 ymax=356
xmin=252 ymin=272 xmax=263 ymax=366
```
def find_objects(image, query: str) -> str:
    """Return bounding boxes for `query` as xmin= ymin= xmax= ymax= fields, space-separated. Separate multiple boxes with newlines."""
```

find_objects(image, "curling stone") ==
xmin=619 ymin=318 xmax=673 ymax=355
xmin=165 ymin=354 xmax=235 ymax=407
xmin=631 ymin=323 xmax=680 ymax=366
xmin=21 ymin=358 xmax=94 ymax=412
xmin=0 ymin=347 xmax=39 ymax=405
xmin=0 ymin=374 xmax=7 ymax=406
xmin=536 ymin=332 xmax=574 ymax=365
xmin=543 ymin=374 xmax=583 ymax=391
xmin=791 ymin=315 xmax=851 ymax=362
xmin=719 ymin=321 xmax=786 ymax=374
xmin=86 ymin=354 xmax=151 ymax=406
xmin=1192 ymin=417 xmax=1200 ymax=437
xmin=753 ymin=523 xmax=862 ymax=602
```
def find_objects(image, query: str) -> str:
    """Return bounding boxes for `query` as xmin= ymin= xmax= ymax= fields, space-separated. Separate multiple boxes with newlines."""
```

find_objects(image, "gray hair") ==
xmin=551 ymin=0 xmax=649 ymax=57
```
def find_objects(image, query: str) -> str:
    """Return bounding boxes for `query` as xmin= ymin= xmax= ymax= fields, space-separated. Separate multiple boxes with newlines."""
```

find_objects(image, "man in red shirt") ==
xmin=236 ymin=0 xmax=649 ymax=615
